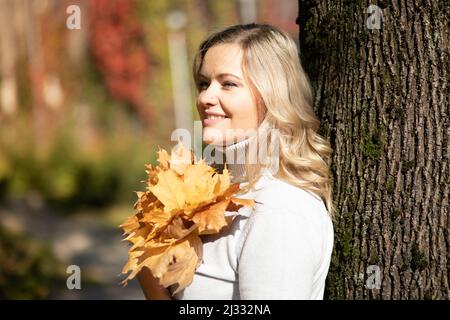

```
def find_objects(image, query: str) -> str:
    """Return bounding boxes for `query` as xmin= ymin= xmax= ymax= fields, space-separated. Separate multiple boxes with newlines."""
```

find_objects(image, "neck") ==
xmin=212 ymin=137 xmax=254 ymax=183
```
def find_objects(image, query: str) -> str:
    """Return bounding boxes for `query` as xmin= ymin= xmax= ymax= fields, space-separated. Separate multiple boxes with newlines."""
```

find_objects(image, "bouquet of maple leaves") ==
xmin=120 ymin=142 xmax=255 ymax=295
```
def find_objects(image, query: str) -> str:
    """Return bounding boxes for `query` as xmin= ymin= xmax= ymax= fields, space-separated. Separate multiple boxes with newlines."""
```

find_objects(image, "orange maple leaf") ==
xmin=120 ymin=142 xmax=254 ymax=295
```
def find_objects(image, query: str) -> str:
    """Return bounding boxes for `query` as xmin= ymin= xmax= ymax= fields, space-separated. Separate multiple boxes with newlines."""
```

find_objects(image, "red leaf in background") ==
xmin=88 ymin=0 xmax=152 ymax=124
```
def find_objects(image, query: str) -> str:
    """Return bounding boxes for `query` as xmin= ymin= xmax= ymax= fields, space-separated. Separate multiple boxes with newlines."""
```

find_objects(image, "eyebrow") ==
xmin=198 ymin=73 xmax=243 ymax=81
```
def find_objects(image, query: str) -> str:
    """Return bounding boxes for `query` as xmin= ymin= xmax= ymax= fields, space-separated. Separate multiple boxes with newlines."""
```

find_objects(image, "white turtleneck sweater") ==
xmin=170 ymin=137 xmax=334 ymax=300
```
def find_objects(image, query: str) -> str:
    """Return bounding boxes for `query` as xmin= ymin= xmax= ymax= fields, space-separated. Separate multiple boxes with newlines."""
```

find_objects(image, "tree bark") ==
xmin=298 ymin=0 xmax=449 ymax=299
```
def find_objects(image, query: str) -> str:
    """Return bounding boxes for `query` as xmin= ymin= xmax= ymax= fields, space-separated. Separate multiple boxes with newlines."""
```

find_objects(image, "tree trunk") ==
xmin=298 ymin=0 xmax=449 ymax=299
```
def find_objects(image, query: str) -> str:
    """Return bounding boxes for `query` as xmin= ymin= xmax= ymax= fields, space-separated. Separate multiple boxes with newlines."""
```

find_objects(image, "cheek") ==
xmin=226 ymin=94 xmax=255 ymax=116
xmin=195 ymin=100 xmax=203 ymax=117
xmin=229 ymin=97 xmax=258 ymax=126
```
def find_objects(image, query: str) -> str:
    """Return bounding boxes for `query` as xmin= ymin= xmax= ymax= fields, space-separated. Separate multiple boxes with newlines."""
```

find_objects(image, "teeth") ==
xmin=208 ymin=115 xmax=225 ymax=120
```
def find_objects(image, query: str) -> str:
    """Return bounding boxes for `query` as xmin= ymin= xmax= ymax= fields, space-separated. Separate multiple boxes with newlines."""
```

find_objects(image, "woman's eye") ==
xmin=198 ymin=81 xmax=209 ymax=90
xmin=223 ymin=81 xmax=236 ymax=88
xmin=197 ymin=80 xmax=236 ymax=90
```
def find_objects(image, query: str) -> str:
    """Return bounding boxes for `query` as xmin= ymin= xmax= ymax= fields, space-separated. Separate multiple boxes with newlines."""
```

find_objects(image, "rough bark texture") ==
xmin=298 ymin=0 xmax=449 ymax=299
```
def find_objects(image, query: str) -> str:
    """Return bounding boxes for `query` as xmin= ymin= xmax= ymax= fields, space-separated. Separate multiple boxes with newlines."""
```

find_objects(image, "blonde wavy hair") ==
xmin=193 ymin=23 xmax=335 ymax=218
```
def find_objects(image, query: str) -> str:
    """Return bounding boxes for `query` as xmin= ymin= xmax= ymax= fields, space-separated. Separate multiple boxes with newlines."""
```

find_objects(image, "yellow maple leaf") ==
xmin=120 ymin=215 xmax=140 ymax=234
xmin=134 ymin=191 xmax=160 ymax=213
xmin=145 ymin=164 xmax=159 ymax=186
xmin=121 ymin=141 xmax=255 ymax=295
xmin=183 ymin=161 xmax=217 ymax=206
xmin=169 ymin=141 xmax=192 ymax=175
xmin=163 ymin=216 xmax=195 ymax=239
xmin=159 ymin=233 xmax=203 ymax=294
xmin=214 ymin=165 xmax=230 ymax=195
xmin=191 ymin=199 xmax=231 ymax=235
xmin=123 ymin=245 xmax=169 ymax=281
xmin=148 ymin=169 xmax=186 ymax=213
xmin=157 ymin=148 xmax=170 ymax=170
xmin=230 ymin=197 xmax=256 ymax=208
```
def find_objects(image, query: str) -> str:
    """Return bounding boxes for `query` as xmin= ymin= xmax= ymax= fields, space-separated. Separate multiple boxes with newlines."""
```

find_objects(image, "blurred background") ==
xmin=0 ymin=0 xmax=299 ymax=299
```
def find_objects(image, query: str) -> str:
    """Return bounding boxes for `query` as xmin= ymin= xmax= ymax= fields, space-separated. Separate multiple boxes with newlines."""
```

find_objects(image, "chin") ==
xmin=203 ymin=138 xmax=226 ymax=147
xmin=203 ymin=128 xmax=224 ymax=146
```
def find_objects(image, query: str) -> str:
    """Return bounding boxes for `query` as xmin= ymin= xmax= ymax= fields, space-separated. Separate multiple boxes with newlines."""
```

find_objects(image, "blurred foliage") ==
xmin=0 ymin=126 xmax=156 ymax=213
xmin=0 ymin=0 xmax=299 ymax=300
xmin=0 ymin=0 xmax=245 ymax=212
xmin=88 ymin=0 xmax=152 ymax=123
xmin=0 ymin=25 xmax=158 ymax=212
xmin=0 ymin=225 xmax=65 ymax=299
xmin=0 ymin=98 xmax=157 ymax=212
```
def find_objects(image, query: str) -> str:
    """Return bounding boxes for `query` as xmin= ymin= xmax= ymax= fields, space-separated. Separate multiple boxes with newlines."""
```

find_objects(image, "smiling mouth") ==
xmin=203 ymin=114 xmax=229 ymax=126
xmin=206 ymin=115 xmax=227 ymax=120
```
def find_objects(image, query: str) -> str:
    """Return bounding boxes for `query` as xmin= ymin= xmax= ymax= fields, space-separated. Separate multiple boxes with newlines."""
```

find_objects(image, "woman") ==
xmin=138 ymin=23 xmax=335 ymax=300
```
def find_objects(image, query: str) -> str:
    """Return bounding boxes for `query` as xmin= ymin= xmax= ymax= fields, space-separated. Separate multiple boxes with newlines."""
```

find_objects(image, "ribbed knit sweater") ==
xmin=170 ymin=137 xmax=334 ymax=300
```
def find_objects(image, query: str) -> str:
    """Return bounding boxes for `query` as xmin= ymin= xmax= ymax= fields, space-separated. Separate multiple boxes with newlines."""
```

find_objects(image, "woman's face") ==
xmin=196 ymin=43 xmax=260 ymax=146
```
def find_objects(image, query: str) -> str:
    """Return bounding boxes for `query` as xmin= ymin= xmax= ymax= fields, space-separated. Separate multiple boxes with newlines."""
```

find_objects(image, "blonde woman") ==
xmin=138 ymin=23 xmax=335 ymax=300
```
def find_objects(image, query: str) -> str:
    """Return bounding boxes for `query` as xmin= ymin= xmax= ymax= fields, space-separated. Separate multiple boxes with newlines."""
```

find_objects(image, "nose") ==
xmin=198 ymin=85 xmax=218 ymax=108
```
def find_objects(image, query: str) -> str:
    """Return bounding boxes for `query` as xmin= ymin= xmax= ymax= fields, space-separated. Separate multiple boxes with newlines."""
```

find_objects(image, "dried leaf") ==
xmin=120 ymin=142 xmax=255 ymax=294
xmin=170 ymin=141 xmax=192 ymax=175
xmin=159 ymin=233 xmax=203 ymax=294
xmin=157 ymin=148 xmax=170 ymax=170
xmin=148 ymin=170 xmax=186 ymax=213
xmin=183 ymin=162 xmax=217 ymax=206
xmin=214 ymin=165 xmax=230 ymax=195
xmin=145 ymin=164 xmax=159 ymax=186
xmin=230 ymin=197 xmax=255 ymax=208
xmin=191 ymin=199 xmax=230 ymax=235
xmin=119 ymin=215 xmax=140 ymax=234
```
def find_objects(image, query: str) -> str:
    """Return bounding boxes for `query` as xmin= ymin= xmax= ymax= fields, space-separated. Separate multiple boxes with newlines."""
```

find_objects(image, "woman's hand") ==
xmin=137 ymin=267 xmax=173 ymax=300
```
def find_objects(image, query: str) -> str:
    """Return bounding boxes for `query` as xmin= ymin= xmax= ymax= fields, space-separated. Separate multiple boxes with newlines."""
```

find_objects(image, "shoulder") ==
xmin=239 ymin=174 xmax=333 ymax=246
xmin=236 ymin=175 xmax=334 ymax=271
xmin=252 ymin=174 xmax=328 ymax=218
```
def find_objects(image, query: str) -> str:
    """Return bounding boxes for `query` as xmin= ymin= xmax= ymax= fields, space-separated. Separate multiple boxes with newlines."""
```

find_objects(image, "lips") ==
xmin=205 ymin=111 xmax=227 ymax=118
xmin=203 ymin=113 xmax=228 ymax=126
